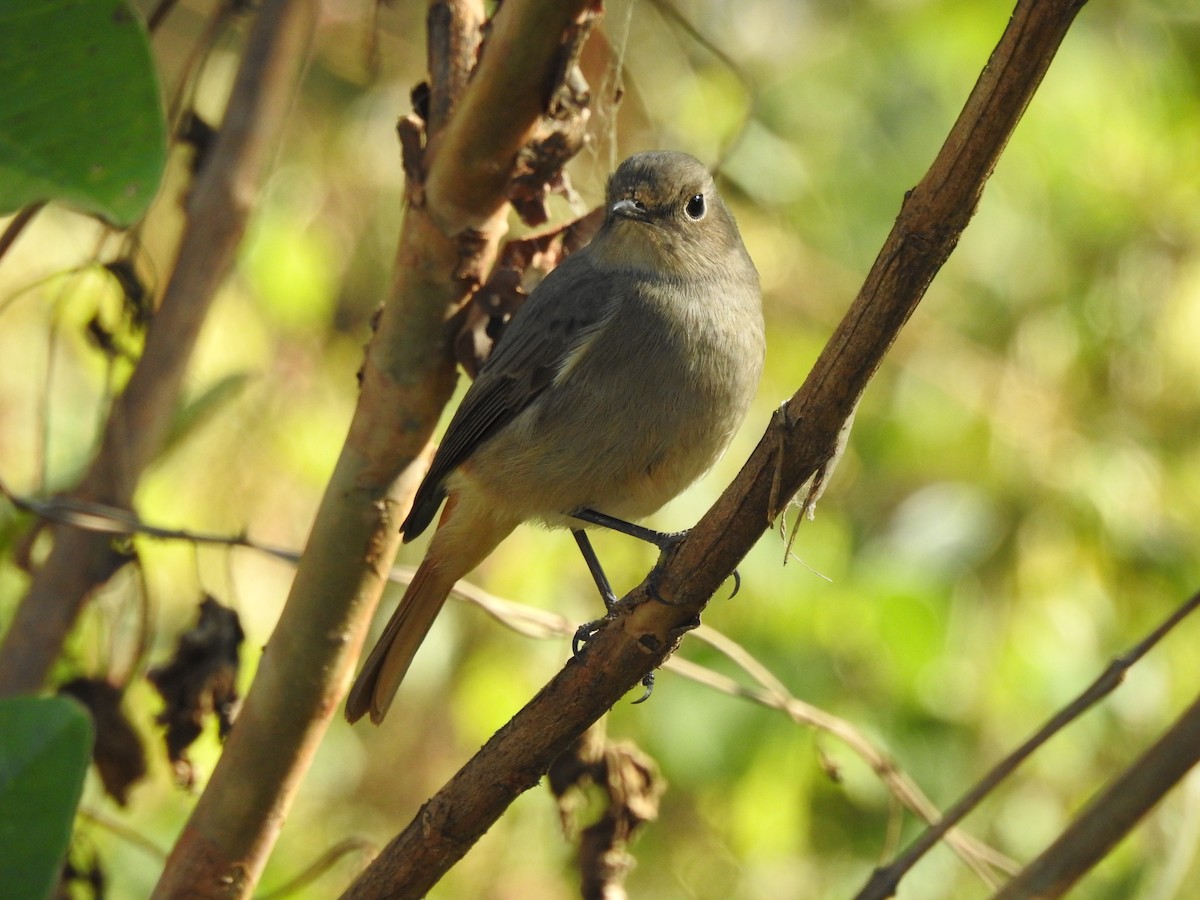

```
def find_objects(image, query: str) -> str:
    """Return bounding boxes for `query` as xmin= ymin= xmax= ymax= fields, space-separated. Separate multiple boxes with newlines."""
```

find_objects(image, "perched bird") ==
xmin=346 ymin=150 xmax=764 ymax=724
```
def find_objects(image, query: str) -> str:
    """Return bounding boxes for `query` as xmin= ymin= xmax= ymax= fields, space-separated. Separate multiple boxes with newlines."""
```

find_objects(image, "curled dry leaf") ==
xmin=59 ymin=676 xmax=148 ymax=806
xmin=146 ymin=595 xmax=244 ymax=789
xmin=508 ymin=118 xmax=590 ymax=227
xmin=454 ymin=207 xmax=605 ymax=377
xmin=549 ymin=728 xmax=666 ymax=899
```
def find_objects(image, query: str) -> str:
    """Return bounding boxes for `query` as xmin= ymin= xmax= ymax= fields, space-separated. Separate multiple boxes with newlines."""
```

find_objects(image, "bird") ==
xmin=346 ymin=150 xmax=764 ymax=724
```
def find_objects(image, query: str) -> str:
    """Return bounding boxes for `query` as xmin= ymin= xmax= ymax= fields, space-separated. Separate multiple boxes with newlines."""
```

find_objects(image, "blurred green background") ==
xmin=2 ymin=0 xmax=1200 ymax=897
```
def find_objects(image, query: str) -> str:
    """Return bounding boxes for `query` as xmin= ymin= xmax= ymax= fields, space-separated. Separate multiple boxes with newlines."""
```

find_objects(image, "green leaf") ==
xmin=0 ymin=0 xmax=167 ymax=225
xmin=0 ymin=696 xmax=94 ymax=900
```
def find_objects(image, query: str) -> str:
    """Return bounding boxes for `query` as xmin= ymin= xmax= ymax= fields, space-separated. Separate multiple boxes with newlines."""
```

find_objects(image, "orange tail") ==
xmin=345 ymin=556 xmax=453 ymax=724
xmin=345 ymin=489 xmax=516 ymax=725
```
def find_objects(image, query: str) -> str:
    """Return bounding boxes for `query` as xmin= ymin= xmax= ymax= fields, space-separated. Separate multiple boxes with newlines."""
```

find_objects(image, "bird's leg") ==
xmin=571 ymin=529 xmax=615 ymax=655
xmin=571 ymin=507 xmax=743 ymax=604
xmin=570 ymin=507 xmax=685 ymax=552
xmin=571 ymin=507 xmax=684 ymax=606
xmin=570 ymin=527 xmax=658 ymax=701
xmin=573 ymin=529 xmax=618 ymax=612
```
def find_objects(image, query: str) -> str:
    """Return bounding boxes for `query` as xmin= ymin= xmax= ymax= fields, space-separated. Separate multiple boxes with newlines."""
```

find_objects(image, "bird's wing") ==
xmin=402 ymin=252 xmax=618 ymax=539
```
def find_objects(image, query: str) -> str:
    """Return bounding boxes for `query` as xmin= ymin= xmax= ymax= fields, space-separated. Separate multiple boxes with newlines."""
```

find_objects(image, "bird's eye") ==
xmin=685 ymin=194 xmax=706 ymax=220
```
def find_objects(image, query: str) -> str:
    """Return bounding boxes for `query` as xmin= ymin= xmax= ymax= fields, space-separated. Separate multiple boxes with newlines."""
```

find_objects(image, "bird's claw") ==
xmin=572 ymin=618 xmax=606 ymax=657
xmin=653 ymin=529 xmax=687 ymax=553
xmin=572 ymin=621 xmax=656 ymax=704
xmin=632 ymin=670 xmax=655 ymax=704
xmin=646 ymin=565 xmax=741 ymax=605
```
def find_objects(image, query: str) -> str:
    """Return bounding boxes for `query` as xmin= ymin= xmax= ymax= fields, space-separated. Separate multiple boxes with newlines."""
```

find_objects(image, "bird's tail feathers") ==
xmin=346 ymin=490 xmax=517 ymax=725
xmin=345 ymin=557 xmax=453 ymax=724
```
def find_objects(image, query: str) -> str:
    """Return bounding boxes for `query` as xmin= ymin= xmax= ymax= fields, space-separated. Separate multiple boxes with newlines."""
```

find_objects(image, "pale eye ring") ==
xmin=685 ymin=193 xmax=706 ymax=220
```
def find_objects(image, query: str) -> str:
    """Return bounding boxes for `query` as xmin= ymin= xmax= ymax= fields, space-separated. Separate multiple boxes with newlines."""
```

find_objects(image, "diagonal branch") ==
xmin=856 ymin=589 xmax=1200 ymax=899
xmin=992 ymin=679 xmax=1200 ymax=899
xmin=341 ymin=0 xmax=1090 ymax=896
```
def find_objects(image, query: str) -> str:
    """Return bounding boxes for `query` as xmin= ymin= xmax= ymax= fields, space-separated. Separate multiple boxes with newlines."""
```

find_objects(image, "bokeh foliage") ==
xmin=1 ymin=0 xmax=1199 ymax=897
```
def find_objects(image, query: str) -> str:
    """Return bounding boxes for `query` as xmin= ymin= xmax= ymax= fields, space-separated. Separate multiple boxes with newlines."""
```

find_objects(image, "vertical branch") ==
xmin=152 ymin=0 xmax=597 ymax=897
xmin=423 ymin=0 xmax=602 ymax=233
xmin=426 ymin=0 xmax=481 ymax=130
xmin=0 ymin=0 xmax=317 ymax=696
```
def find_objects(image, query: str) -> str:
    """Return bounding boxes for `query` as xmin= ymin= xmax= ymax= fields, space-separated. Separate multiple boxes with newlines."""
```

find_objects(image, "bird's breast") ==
xmin=457 ymin=272 xmax=763 ymax=523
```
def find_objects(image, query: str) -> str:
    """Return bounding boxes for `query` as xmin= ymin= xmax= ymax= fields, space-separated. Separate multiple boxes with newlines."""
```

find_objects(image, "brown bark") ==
xmin=993 ymin=678 xmax=1200 ymax=897
xmin=151 ymin=0 xmax=598 ymax=896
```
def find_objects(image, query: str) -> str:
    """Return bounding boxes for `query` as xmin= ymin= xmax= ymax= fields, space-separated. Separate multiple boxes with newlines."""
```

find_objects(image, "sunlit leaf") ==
xmin=0 ymin=0 xmax=167 ymax=225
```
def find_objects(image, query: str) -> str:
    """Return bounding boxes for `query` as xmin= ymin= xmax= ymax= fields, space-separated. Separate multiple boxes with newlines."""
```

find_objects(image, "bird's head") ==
xmin=595 ymin=151 xmax=751 ymax=283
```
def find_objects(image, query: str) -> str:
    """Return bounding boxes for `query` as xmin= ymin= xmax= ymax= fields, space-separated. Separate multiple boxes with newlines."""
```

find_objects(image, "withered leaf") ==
xmin=58 ymin=676 xmax=147 ymax=806
xmin=147 ymin=595 xmax=244 ymax=788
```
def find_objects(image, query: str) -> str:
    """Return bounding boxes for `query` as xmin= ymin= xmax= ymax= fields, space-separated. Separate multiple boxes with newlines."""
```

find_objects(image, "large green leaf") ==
xmin=0 ymin=0 xmax=167 ymax=225
xmin=0 ymin=696 xmax=94 ymax=900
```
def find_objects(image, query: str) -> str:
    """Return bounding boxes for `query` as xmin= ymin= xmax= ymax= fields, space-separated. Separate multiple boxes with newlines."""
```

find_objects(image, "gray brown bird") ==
xmin=346 ymin=150 xmax=764 ymax=724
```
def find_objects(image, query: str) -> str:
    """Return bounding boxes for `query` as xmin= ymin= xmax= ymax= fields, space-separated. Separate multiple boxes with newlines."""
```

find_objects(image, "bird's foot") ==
xmin=571 ymin=620 xmax=656 ymax=704
xmin=572 ymin=617 xmax=606 ymax=657
xmin=633 ymin=671 xmax=655 ymax=703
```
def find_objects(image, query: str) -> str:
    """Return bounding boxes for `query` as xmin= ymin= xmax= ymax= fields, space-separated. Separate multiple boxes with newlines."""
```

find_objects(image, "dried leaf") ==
xmin=146 ymin=596 xmax=243 ymax=788
xmin=549 ymin=728 xmax=665 ymax=899
xmin=455 ymin=207 xmax=604 ymax=376
xmin=58 ymin=677 xmax=147 ymax=806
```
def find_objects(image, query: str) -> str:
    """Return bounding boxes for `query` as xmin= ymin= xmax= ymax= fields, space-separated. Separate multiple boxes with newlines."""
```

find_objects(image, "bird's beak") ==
xmin=610 ymin=198 xmax=649 ymax=221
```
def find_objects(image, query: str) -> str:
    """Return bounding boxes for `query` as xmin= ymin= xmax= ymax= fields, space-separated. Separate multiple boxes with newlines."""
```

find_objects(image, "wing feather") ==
xmin=402 ymin=251 xmax=618 ymax=539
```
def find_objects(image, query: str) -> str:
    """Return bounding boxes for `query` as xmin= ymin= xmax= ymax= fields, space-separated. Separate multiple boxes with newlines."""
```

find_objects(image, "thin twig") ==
xmin=79 ymin=807 xmax=168 ymax=860
xmin=0 ymin=478 xmax=296 ymax=561
xmin=855 ymin=589 xmax=1200 ymax=899
xmin=146 ymin=0 xmax=181 ymax=32
xmin=0 ymin=202 xmax=45 ymax=264
xmin=257 ymin=839 xmax=378 ymax=900
xmin=644 ymin=0 xmax=756 ymax=171
xmin=992 ymin=679 xmax=1200 ymax=899
xmin=665 ymin=653 xmax=1010 ymax=885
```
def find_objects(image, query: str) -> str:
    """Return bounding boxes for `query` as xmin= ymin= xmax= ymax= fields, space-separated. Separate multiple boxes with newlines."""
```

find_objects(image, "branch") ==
xmin=342 ymin=0 xmax=1090 ymax=896
xmin=0 ymin=478 xmax=295 ymax=560
xmin=152 ymin=0 xmax=597 ymax=896
xmin=856 ymin=589 xmax=1200 ymax=899
xmin=991 ymin=682 xmax=1200 ymax=898
xmin=0 ymin=202 xmax=45 ymax=264
xmin=423 ymin=0 xmax=600 ymax=233
xmin=674 ymin=632 xmax=1014 ymax=887
xmin=0 ymin=0 xmax=316 ymax=696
